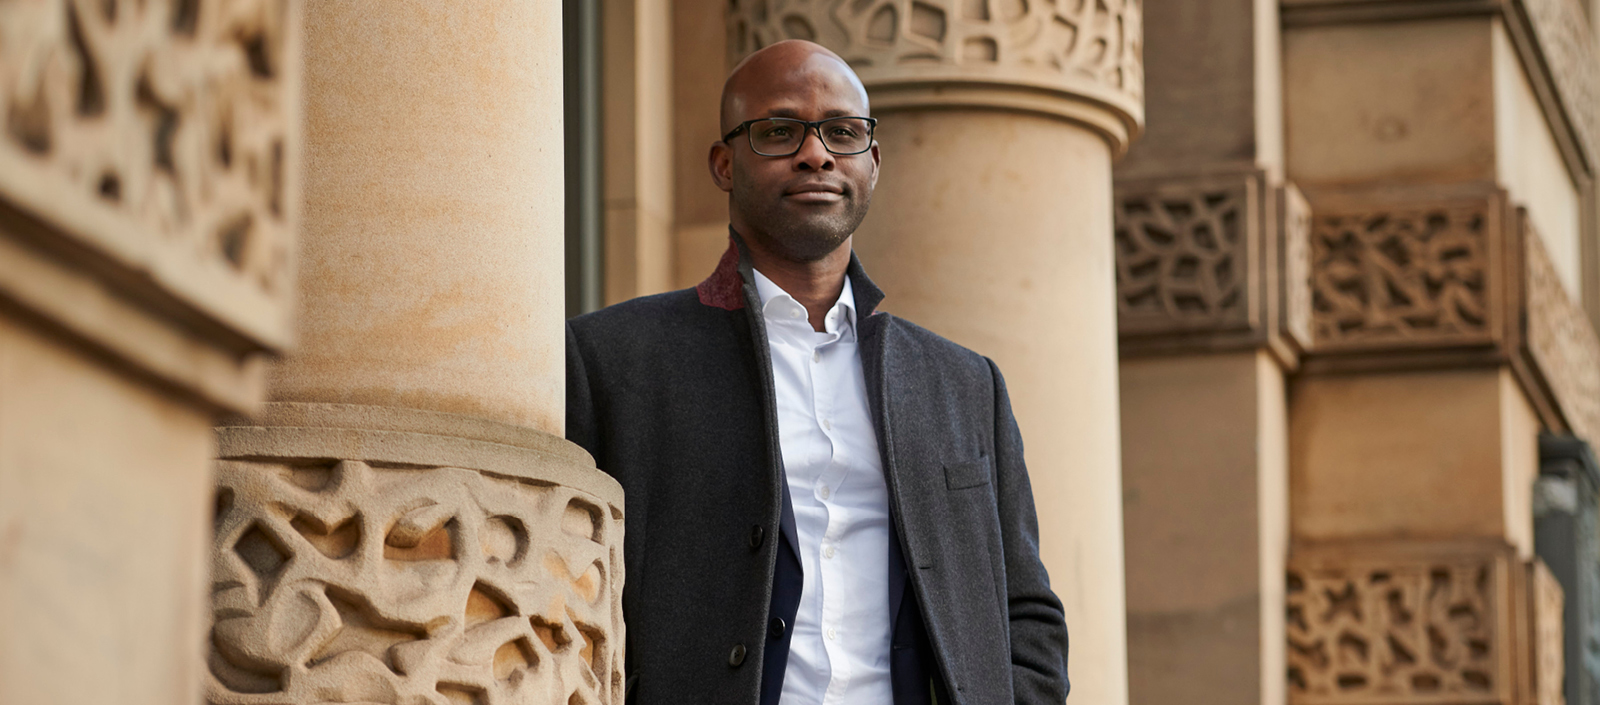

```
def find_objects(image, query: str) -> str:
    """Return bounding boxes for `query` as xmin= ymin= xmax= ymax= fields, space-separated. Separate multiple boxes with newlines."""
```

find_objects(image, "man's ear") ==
xmin=709 ymin=142 xmax=734 ymax=193
xmin=868 ymin=141 xmax=881 ymax=189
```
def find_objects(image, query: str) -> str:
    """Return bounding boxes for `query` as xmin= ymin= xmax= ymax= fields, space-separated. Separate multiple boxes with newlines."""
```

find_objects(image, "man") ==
xmin=566 ymin=40 xmax=1068 ymax=704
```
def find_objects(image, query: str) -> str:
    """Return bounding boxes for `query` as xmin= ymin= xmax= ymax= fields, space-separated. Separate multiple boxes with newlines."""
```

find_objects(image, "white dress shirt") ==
xmin=752 ymin=269 xmax=894 ymax=705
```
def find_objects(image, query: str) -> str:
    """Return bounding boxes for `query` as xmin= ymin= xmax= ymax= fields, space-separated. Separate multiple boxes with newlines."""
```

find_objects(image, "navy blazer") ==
xmin=566 ymin=234 xmax=1069 ymax=704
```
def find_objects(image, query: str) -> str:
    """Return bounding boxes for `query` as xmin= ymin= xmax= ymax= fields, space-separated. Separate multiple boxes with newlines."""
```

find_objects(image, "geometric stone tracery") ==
xmin=1114 ymin=182 xmax=1250 ymax=328
xmin=209 ymin=458 xmax=623 ymax=705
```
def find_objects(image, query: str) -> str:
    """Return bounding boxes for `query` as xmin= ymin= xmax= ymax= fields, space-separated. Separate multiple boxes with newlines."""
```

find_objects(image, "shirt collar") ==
xmin=751 ymin=268 xmax=858 ymax=334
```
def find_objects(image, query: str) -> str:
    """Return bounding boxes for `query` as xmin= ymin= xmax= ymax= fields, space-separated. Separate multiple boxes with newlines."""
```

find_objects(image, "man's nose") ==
xmin=792 ymin=126 xmax=835 ymax=171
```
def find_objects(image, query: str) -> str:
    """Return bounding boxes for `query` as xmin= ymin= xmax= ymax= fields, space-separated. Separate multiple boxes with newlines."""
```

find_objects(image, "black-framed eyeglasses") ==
xmin=722 ymin=116 xmax=878 ymax=157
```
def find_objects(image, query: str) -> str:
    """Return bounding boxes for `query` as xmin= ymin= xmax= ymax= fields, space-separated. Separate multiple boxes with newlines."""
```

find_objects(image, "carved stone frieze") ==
xmin=1518 ymin=0 xmax=1600 ymax=166
xmin=0 ymin=0 xmax=297 ymax=352
xmin=1523 ymin=213 xmax=1600 ymax=446
xmin=1113 ymin=171 xmax=1310 ymax=363
xmin=1287 ymin=540 xmax=1561 ymax=705
xmin=1310 ymin=196 xmax=1501 ymax=351
xmin=726 ymin=0 xmax=1144 ymax=147
xmin=208 ymin=404 xmax=624 ymax=705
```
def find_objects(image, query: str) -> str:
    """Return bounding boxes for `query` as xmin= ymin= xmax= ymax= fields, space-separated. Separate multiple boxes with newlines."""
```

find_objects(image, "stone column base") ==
xmin=205 ymin=403 xmax=624 ymax=705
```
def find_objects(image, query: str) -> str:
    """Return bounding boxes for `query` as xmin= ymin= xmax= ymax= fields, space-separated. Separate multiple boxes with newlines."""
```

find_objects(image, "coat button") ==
xmin=749 ymin=525 xmax=764 ymax=550
xmin=768 ymin=617 xmax=786 ymax=638
xmin=728 ymin=643 xmax=747 ymax=667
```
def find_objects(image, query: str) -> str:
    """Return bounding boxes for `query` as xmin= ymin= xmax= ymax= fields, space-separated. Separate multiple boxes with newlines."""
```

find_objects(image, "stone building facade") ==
xmin=4 ymin=0 xmax=1600 ymax=704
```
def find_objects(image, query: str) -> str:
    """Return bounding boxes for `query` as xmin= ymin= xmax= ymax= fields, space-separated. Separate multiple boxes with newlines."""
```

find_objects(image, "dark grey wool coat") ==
xmin=565 ymin=235 xmax=1069 ymax=704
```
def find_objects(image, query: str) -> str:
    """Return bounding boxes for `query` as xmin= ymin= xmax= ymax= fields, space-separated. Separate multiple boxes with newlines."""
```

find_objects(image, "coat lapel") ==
xmin=847 ymin=254 xmax=914 ymax=626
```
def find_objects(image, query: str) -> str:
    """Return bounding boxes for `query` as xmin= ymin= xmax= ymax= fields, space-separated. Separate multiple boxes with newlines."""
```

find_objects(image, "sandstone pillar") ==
xmin=1274 ymin=0 xmax=1600 ymax=698
xmin=0 ymin=1 xmax=300 ymax=702
xmin=202 ymin=4 xmax=626 ymax=704
xmin=1110 ymin=0 xmax=1300 ymax=698
xmin=729 ymin=3 xmax=1144 ymax=702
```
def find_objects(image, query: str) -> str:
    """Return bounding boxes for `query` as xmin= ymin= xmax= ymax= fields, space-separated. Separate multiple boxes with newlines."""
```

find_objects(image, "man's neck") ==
xmin=743 ymin=234 xmax=853 ymax=333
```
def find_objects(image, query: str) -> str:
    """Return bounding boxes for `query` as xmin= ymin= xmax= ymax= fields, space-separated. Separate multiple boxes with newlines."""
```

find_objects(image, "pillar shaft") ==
xmin=729 ymin=2 xmax=1145 ymax=701
xmin=268 ymin=1 xmax=567 ymax=435
xmin=205 ymin=3 xmax=626 ymax=703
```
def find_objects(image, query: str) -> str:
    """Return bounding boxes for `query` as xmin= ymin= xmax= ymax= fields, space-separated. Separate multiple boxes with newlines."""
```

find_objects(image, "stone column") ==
xmin=0 ymin=1 xmax=300 ymax=703
xmin=1109 ymin=0 xmax=1301 ymax=698
xmin=1275 ymin=0 xmax=1600 ymax=698
xmin=203 ymin=4 xmax=626 ymax=704
xmin=728 ymin=3 xmax=1144 ymax=702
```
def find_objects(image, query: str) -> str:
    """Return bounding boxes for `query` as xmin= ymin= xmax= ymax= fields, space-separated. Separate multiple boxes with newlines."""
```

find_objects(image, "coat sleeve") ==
xmin=566 ymin=322 xmax=600 ymax=459
xmin=987 ymin=357 xmax=1070 ymax=702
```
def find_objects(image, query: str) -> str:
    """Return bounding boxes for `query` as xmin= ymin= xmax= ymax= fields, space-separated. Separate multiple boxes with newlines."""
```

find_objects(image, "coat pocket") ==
xmin=944 ymin=459 xmax=990 ymax=490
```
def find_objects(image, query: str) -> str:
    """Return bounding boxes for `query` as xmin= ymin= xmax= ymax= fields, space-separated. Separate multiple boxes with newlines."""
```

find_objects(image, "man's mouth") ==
xmin=783 ymin=182 xmax=845 ymax=204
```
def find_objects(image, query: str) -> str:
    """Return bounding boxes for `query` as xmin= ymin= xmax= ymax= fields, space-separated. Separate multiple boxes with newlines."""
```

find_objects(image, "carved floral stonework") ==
xmin=208 ymin=406 xmax=625 ymax=705
xmin=1309 ymin=197 xmax=1501 ymax=351
xmin=1287 ymin=541 xmax=1561 ymax=705
xmin=0 ymin=0 xmax=294 ymax=344
xmin=1523 ymin=214 xmax=1600 ymax=447
xmin=726 ymin=0 xmax=1143 ymax=127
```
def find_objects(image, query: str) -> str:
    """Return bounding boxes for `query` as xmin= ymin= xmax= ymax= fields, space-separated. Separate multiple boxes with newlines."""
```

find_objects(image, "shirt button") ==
xmin=728 ymin=643 xmax=747 ymax=667
xmin=819 ymin=486 xmax=830 ymax=500
xmin=749 ymin=525 xmax=764 ymax=550
xmin=822 ymin=419 xmax=832 ymax=430
xmin=823 ymin=545 xmax=836 ymax=559
xmin=826 ymin=628 xmax=837 ymax=641
xmin=789 ymin=308 xmax=803 ymax=319
xmin=812 ymin=350 xmax=821 ymax=363
xmin=769 ymin=617 xmax=787 ymax=638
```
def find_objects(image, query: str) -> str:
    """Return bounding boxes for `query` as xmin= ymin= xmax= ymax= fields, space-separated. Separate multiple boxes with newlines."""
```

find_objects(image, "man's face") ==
xmin=711 ymin=53 xmax=880 ymax=263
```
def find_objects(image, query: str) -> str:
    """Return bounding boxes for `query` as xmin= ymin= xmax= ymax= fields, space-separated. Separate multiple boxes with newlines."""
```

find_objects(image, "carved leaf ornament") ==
xmin=209 ymin=459 xmax=624 ymax=705
xmin=0 ymin=0 xmax=291 ymax=302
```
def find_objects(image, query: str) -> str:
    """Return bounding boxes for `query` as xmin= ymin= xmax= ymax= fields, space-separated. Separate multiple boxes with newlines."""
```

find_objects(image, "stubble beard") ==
xmin=732 ymin=172 xmax=873 ymax=263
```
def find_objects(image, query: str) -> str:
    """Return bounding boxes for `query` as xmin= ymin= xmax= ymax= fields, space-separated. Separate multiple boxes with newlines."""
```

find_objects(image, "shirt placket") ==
xmin=815 ymin=309 xmax=861 ymax=703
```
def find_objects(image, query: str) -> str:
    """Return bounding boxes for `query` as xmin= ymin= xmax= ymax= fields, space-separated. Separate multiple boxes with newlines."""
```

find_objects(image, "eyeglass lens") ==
xmin=748 ymin=118 xmax=873 ymax=156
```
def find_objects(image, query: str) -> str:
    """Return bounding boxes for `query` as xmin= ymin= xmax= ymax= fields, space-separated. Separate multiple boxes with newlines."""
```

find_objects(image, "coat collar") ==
xmin=695 ymin=228 xmax=887 ymax=317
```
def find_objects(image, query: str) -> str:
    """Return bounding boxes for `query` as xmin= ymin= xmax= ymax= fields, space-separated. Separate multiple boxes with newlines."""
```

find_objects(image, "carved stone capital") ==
xmin=0 ymin=0 xmax=300 ymax=412
xmin=727 ymin=0 xmax=1144 ymax=152
xmin=1287 ymin=540 xmax=1563 ymax=705
xmin=207 ymin=403 xmax=625 ymax=705
xmin=1113 ymin=170 xmax=1311 ymax=365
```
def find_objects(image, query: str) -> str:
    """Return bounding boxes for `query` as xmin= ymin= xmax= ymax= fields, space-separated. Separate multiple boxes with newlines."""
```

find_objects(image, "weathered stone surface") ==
xmin=207 ymin=403 xmax=624 ymax=705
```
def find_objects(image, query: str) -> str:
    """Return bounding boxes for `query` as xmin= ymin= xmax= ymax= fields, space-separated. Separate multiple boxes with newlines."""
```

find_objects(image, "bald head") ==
xmin=720 ymin=40 xmax=870 ymax=134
